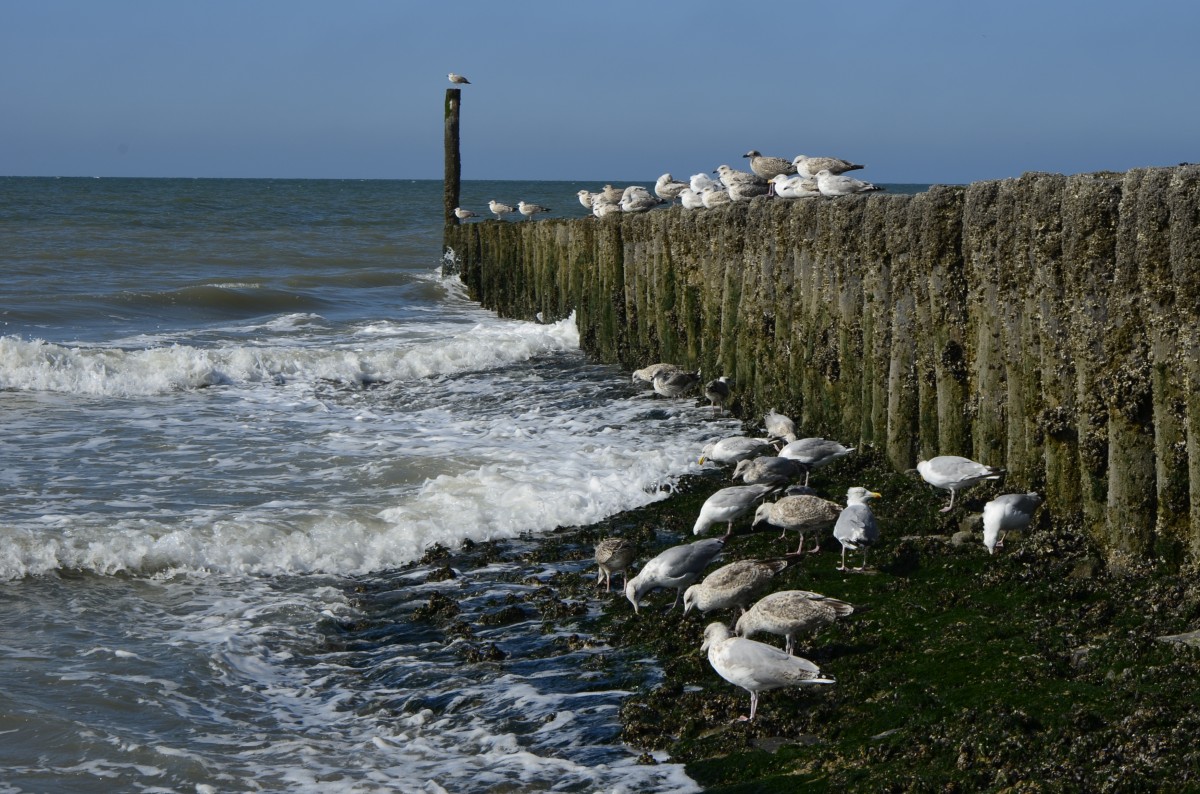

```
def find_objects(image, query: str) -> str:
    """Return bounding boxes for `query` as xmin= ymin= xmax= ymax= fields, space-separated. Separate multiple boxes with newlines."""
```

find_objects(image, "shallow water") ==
xmin=0 ymin=177 xmax=737 ymax=792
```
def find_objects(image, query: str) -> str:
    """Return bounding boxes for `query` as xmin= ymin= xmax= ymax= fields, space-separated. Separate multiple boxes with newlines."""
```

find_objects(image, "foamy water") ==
xmin=0 ymin=177 xmax=725 ymax=792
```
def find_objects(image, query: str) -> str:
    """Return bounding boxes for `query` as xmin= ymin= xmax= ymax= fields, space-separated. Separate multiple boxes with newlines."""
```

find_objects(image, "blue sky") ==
xmin=2 ymin=1 xmax=1196 ymax=184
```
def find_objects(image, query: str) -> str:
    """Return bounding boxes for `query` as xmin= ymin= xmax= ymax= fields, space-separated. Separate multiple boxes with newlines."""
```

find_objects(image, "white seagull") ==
xmin=777 ymin=437 xmax=856 ymax=485
xmin=576 ymin=190 xmax=595 ymax=209
xmin=453 ymin=207 xmax=477 ymax=220
xmin=982 ymin=492 xmax=1042 ymax=554
xmin=679 ymin=188 xmax=705 ymax=210
xmin=916 ymin=455 xmax=1004 ymax=512
xmin=833 ymin=486 xmax=881 ymax=571
xmin=488 ymin=200 xmax=516 ymax=220
xmin=770 ymin=173 xmax=822 ymax=199
xmin=625 ymin=538 xmax=725 ymax=613
xmin=701 ymin=622 xmax=835 ymax=722
xmin=517 ymin=201 xmax=550 ymax=220
xmin=447 ymin=73 xmax=471 ymax=85
xmin=815 ymin=169 xmax=883 ymax=197
xmin=693 ymin=484 xmax=777 ymax=537
xmin=699 ymin=436 xmax=774 ymax=466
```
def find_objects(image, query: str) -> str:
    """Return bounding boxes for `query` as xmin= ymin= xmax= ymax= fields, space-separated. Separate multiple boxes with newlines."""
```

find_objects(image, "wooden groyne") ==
xmin=443 ymin=166 xmax=1200 ymax=565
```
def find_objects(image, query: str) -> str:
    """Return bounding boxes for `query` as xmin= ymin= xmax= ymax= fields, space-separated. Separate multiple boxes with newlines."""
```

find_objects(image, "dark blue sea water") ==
xmin=0 ymin=176 xmax=926 ymax=792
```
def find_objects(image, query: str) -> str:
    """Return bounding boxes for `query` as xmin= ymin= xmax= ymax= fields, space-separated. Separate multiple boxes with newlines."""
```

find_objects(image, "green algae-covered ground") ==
xmin=530 ymin=443 xmax=1200 ymax=792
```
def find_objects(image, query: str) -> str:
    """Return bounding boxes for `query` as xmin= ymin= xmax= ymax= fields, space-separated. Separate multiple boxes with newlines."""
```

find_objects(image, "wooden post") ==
xmin=444 ymin=88 xmax=461 ymax=225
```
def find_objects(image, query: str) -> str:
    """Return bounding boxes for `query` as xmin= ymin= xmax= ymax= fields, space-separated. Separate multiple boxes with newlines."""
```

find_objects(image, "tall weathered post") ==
xmin=444 ymin=88 xmax=461 ymax=225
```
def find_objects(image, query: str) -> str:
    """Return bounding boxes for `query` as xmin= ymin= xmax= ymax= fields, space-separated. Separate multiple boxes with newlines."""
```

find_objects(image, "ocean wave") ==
xmin=0 ymin=314 xmax=580 ymax=396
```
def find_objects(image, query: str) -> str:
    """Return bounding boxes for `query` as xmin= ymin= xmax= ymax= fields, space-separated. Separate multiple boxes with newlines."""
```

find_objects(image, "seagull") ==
xmin=447 ymin=73 xmax=471 ymax=85
xmin=982 ymin=492 xmax=1042 ymax=554
xmin=632 ymin=362 xmax=684 ymax=384
xmin=699 ymin=436 xmax=774 ymax=466
xmin=620 ymin=186 xmax=665 ymax=213
xmin=833 ymin=487 xmax=881 ymax=571
xmin=701 ymin=622 xmax=835 ymax=722
xmin=700 ymin=185 xmax=732 ymax=208
xmin=488 ymin=200 xmax=516 ymax=220
xmin=598 ymin=184 xmax=625 ymax=203
xmin=731 ymin=456 xmax=808 ymax=489
xmin=791 ymin=155 xmax=864 ymax=179
xmin=770 ymin=173 xmax=822 ymax=199
xmin=777 ymin=437 xmax=856 ymax=485
xmin=683 ymin=558 xmax=791 ymax=620
xmin=652 ymin=368 xmax=700 ymax=398
xmin=576 ymin=190 xmax=595 ymax=209
xmin=815 ymin=169 xmax=883 ymax=197
xmin=704 ymin=376 xmax=731 ymax=414
xmin=453 ymin=207 xmax=477 ymax=220
xmin=753 ymin=493 xmax=843 ymax=554
xmin=592 ymin=198 xmax=622 ymax=219
xmin=689 ymin=173 xmax=721 ymax=193
xmin=916 ymin=456 xmax=1005 ymax=512
xmin=625 ymin=538 xmax=725 ymax=613
xmin=655 ymin=173 xmax=689 ymax=203
xmin=727 ymin=179 xmax=770 ymax=203
xmin=736 ymin=590 xmax=855 ymax=656
xmin=518 ymin=201 xmax=551 ymax=220
xmin=594 ymin=537 xmax=636 ymax=592
xmin=714 ymin=164 xmax=768 ymax=191
xmin=763 ymin=409 xmax=798 ymax=444
xmin=679 ymin=188 xmax=705 ymax=210
xmin=693 ymin=484 xmax=777 ymax=537
xmin=742 ymin=150 xmax=797 ymax=182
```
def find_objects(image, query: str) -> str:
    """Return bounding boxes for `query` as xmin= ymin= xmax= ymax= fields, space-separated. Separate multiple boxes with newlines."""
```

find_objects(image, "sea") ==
xmin=0 ymin=176 xmax=926 ymax=793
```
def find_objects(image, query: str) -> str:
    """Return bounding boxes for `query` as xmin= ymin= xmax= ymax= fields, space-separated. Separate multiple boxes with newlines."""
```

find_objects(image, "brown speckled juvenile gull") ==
xmin=693 ymin=483 xmax=777 ymax=537
xmin=791 ymin=154 xmax=864 ymax=179
xmin=701 ymin=622 xmax=835 ymax=721
xmin=917 ymin=455 xmax=1004 ymax=512
xmin=655 ymin=173 xmax=689 ymax=203
xmin=682 ymin=558 xmax=790 ymax=618
xmin=736 ymin=590 xmax=855 ymax=655
xmin=763 ymin=409 xmax=798 ymax=444
xmin=625 ymin=538 xmax=725 ymax=613
xmin=753 ymin=493 xmax=843 ymax=554
xmin=704 ymin=376 xmax=731 ymax=414
xmin=594 ymin=537 xmax=636 ymax=592
xmin=700 ymin=185 xmax=731 ymax=208
xmin=982 ymin=492 xmax=1042 ymax=554
xmin=777 ymin=437 xmax=856 ymax=485
xmin=742 ymin=150 xmax=797 ymax=181
xmin=651 ymin=368 xmax=700 ymax=398
xmin=632 ymin=362 xmax=684 ymax=384
xmin=833 ymin=487 xmax=881 ymax=571
xmin=732 ymin=456 xmax=807 ymax=488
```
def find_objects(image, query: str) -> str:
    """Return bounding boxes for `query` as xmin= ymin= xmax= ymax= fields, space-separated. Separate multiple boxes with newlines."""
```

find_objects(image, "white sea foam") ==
xmin=0 ymin=314 xmax=580 ymax=397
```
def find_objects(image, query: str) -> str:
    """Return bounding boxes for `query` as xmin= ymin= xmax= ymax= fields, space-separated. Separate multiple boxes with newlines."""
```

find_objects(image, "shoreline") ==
xmin=409 ymin=426 xmax=1200 ymax=791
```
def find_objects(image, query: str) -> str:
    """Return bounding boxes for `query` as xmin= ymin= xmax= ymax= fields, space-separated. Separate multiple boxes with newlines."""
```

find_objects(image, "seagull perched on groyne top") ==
xmin=448 ymin=73 xmax=471 ymax=85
